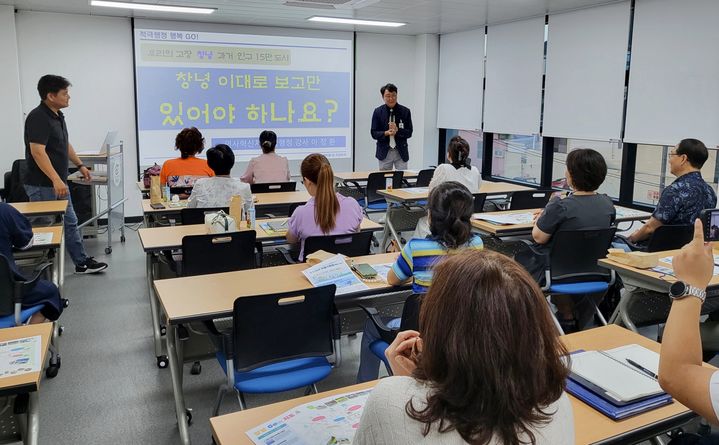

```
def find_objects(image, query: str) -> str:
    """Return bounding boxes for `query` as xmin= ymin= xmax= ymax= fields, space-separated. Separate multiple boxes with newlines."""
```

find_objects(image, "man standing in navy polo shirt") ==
xmin=24 ymin=74 xmax=107 ymax=274
xmin=370 ymin=83 xmax=413 ymax=170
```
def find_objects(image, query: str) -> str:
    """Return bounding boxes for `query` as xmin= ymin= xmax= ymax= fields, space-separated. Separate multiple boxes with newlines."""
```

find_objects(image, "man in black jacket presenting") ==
xmin=370 ymin=83 xmax=413 ymax=170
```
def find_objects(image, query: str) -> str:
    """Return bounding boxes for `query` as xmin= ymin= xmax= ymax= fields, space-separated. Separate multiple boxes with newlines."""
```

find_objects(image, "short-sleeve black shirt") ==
xmin=24 ymin=102 xmax=69 ymax=186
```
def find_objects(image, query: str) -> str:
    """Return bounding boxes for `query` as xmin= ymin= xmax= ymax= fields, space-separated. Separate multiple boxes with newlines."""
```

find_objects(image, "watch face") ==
xmin=670 ymin=281 xmax=687 ymax=297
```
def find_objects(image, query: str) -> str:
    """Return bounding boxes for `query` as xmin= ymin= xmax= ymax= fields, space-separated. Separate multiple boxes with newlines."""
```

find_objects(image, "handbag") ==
xmin=142 ymin=163 xmax=161 ymax=188
xmin=204 ymin=210 xmax=238 ymax=234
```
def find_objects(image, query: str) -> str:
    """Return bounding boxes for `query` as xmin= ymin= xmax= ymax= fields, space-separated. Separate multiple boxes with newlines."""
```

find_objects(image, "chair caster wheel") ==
xmin=62 ymin=299 xmax=70 ymax=308
xmin=58 ymin=326 xmax=65 ymax=336
xmin=186 ymin=409 xmax=193 ymax=425
xmin=120 ymin=235 xmax=126 ymax=243
xmin=190 ymin=361 xmax=201 ymax=375
xmin=46 ymin=365 xmax=59 ymax=378
xmin=160 ymin=325 xmax=167 ymax=336
xmin=156 ymin=355 xmax=168 ymax=369
xmin=105 ymin=247 xmax=112 ymax=254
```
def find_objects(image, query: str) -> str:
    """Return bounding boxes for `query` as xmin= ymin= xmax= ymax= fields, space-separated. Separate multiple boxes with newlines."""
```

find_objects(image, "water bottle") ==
xmin=163 ymin=185 xmax=171 ymax=202
xmin=248 ymin=204 xmax=256 ymax=229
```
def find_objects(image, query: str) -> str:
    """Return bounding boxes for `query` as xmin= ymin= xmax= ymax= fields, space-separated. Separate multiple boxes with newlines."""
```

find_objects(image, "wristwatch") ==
xmin=669 ymin=281 xmax=706 ymax=303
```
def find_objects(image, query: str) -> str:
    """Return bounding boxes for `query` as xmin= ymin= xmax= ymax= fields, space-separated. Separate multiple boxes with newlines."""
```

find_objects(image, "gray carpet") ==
xmin=38 ymin=229 xmax=378 ymax=445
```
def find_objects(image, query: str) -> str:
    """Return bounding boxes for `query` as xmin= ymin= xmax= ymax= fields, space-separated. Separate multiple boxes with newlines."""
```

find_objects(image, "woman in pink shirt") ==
xmin=287 ymin=153 xmax=363 ymax=261
xmin=240 ymin=130 xmax=291 ymax=184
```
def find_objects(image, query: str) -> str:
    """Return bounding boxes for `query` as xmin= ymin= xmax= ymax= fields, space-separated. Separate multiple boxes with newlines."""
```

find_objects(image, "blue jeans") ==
xmin=24 ymin=185 xmax=88 ymax=266
xmin=356 ymin=316 xmax=401 ymax=383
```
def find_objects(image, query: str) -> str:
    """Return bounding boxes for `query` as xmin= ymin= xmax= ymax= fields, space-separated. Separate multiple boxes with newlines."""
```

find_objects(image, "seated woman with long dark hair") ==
xmin=354 ymin=249 xmax=574 ymax=444
xmin=356 ymin=181 xmax=483 ymax=383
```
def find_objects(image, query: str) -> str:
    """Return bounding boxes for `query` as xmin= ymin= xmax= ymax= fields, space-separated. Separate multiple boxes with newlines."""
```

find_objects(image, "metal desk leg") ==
xmin=26 ymin=392 xmax=39 ymax=445
xmin=59 ymin=217 xmax=65 ymax=294
xmin=147 ymin=254 xmax=166 ymax=363
xmin=167 ymin=324 xmax=191 ymax=445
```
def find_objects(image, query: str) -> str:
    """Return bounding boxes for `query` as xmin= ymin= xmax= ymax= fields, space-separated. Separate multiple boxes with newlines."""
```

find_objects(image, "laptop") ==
xmin=98 ymin=130 xmax=119 ymax=154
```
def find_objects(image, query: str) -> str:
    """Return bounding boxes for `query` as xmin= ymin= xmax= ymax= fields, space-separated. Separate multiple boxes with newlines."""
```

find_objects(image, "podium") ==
xmin=71 ymin=141 xmax=127 ymax=254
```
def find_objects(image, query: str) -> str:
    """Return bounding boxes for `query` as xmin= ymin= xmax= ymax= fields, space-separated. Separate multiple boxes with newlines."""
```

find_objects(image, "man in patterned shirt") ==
xmin=628 ymin=138 xmax=717 ymax=244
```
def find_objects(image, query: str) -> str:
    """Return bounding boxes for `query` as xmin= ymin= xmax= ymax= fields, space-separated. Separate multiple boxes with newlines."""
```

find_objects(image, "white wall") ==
xmin=15 ymin=11 xmax=141 ymax=216
xmin=355 ymin=32 xmax=439 ymax=171
xmin=0 ymin=5 xmax=25 ymax=175
xmin=2 ymin=13 xmax=441 ymax=218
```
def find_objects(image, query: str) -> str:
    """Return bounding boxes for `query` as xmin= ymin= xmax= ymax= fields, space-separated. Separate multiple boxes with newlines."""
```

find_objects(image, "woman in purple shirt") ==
xmin=240 ymin=130 xmax=291 ymax=184
xmin=287 ymin=153 xmax=363 ymax=261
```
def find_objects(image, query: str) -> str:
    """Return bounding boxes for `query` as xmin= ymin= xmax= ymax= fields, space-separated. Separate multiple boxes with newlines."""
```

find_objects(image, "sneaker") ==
xmin=75 ymin=257 xmax=108 ymax=274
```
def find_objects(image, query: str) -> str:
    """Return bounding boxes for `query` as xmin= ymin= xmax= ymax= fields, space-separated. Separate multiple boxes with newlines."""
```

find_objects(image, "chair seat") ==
xmin=0 ymin=305 xmax=44 ymax=329
xmin=217 ymin=352 xmax=332 ymax=394
xmin=367 ymin=201 xmax=388 ymax=211
xmin=549 ymin=282 xmax=609 ymax=295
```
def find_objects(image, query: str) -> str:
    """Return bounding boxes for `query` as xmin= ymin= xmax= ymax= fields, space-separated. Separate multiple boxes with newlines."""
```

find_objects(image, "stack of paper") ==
xmin=0 ymin=335 xmax=42 ymax=378
xmin=246 ymin=389 xmax=372 ymax=445
xmin=32 ymin=232 xmax=54 ymax=246
xmin=473 ymin=212 xmax=534 ymax=225
xmin=302 ymin=255 xmax=369 ymax=295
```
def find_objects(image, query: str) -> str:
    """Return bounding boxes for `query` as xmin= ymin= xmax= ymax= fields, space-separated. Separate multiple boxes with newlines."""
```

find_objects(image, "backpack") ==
xmin=142 ymin=163 xmax=161 ymax=188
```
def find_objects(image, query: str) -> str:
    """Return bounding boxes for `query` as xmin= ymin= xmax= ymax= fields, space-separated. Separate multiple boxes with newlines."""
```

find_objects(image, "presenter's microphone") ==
xmin=389 ymin=107 xmax=394 ymax=123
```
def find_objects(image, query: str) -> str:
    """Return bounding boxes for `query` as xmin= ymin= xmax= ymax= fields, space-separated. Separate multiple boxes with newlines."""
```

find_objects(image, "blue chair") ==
xmin=414 ymin=168 xmax=435 ymax=187
xmin=540 ymin=227 xmax=618 ymax=334
xmin=0 ymin=254 xmax=51 ymax=327
xmin=358 ymin=171 xmax=404 ymax=213
xmin=212 ymin=284 xmax=339 ymax=414
xmin=0 ymin=254 xmax=63 ymax=377
xmin=358 ymin=293 xmax=421 ymax=376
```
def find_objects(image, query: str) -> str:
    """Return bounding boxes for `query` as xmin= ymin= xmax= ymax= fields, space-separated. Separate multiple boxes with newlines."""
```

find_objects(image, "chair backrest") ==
xmin=288 ymin=202 xmax=302 ymax=217
xmin=646 ymin=224 xmax=694 ymax=252
xmin=304 ymin=231 xmax=373 ymax=259
xmin=508 ymin=190 xmax=553 ymax=210
xmin=473 ymin=193 xmax=488 ymax=213
xmin=170 ymin=186 xmax=193 ymax=196
xmin=415 ymin=169 xmax=435 ymax=187
xmin=549 ymin=227 xmax=617 ymax=283
xmin=181 ymin=231 xmax=257 ymax=276
xmin=7 ymin=160 xmax=29 ymax=203
xmin=180 ymin=207 xmax=229 ymax=225
xmin=232 ymin=284 xmax=337 ymax=372
xmin=366 ymin=171 xmax=403 ymax=204
xmin=250 ymin=182 xmax=297 ymax=193
xmin=0 ymin=255 xmax=16 ymax=316
xmin=398 ymin=294 xmax=421 ymax=332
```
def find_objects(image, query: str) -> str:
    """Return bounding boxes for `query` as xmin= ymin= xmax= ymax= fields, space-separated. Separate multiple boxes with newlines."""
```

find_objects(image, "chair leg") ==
xmin=235 ymin=390 xmax=246 ymax=410
xmin=212 ymin=383 xmax=229 ymax=417
xmin=547 ymin=297 xmax=566 ymax=336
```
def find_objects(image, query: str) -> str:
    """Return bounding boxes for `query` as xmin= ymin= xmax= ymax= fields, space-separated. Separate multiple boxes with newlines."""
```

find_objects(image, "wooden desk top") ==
xmin=142 ymin=191 xmax=312 ymax=214
xmin=615 ymin=206 xmax=652 ymax=223
xmin=209 ymin=325 xmax=694 ymax=445
xmin=10 ymin=201 xmax=67 ymax=217
xmin=472 ymin=205 xmax=652 ymax=236
xmin=31 ymin=226 xmax=63 ymax=249
xmin=334 ymin=170 xmax=419 ymax=181
xmin=138 ymin=218 xmax=382 ymax=252
xmin=565 ymin=325 xmax=696 ymax=444
xmin=471 ymin=209 xmax=536 ymax=235
xmin=599 ymin=246 xmax=719 ymax=289
xmin=155 ymin=252 xmax=400 ymax=324
xmin=0 ymin=323 xmax=53 ymax=395
xmin=378 ymin=181 xmax=533 ymax=202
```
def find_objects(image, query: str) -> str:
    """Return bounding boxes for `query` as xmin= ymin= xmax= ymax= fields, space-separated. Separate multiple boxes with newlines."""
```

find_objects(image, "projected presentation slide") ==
xmin=133 ymin=29 xmax=353 ymax=167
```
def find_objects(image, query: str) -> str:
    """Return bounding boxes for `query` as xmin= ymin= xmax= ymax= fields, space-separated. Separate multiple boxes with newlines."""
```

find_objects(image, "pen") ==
xmin=626 ymin=358 xmax=658 ymax=379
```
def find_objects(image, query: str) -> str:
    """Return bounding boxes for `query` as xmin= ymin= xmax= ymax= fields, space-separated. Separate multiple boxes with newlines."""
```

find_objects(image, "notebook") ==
xmin=570 ymin=344 xmax=662 ymax=404
xmin=260 ymin=220 xmax=289 ymax=234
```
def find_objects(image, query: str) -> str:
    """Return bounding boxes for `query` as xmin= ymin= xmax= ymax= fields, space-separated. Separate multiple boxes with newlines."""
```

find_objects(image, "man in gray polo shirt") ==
xmin=24 ymin=74 xmax=107 ymax=274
